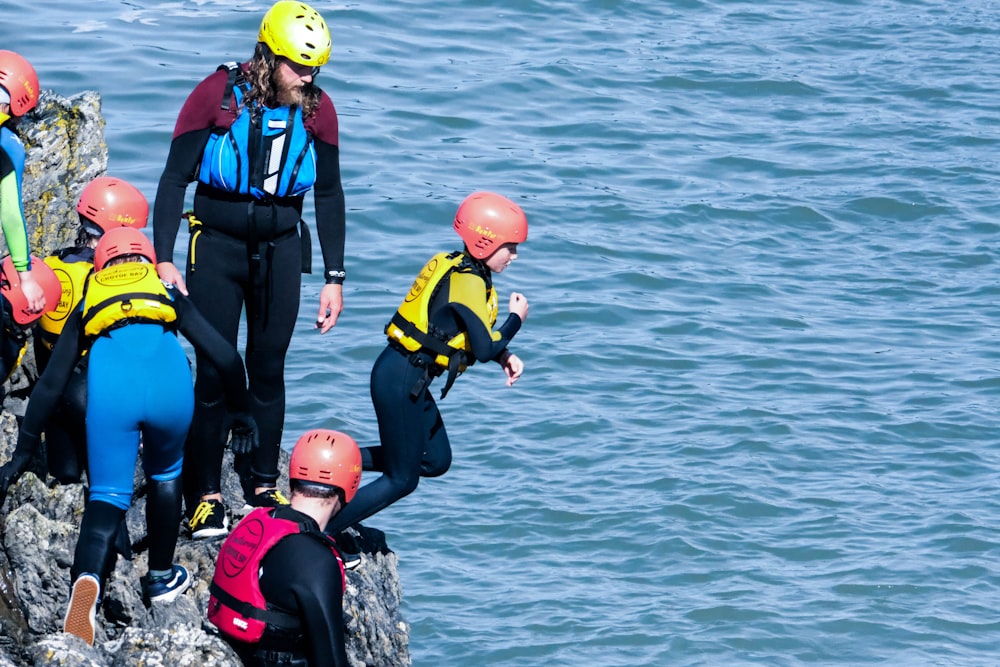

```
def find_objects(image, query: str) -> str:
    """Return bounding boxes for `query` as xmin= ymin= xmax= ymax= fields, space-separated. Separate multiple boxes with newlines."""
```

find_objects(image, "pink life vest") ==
xmin=208 ymin=507 xmax=346 ymax=643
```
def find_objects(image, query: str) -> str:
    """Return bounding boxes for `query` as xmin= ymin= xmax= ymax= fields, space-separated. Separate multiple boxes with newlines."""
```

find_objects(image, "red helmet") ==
xmin=290 ymin=429 xmax=362 ymax=502
xmin=94 ymin=227 xmax=156 ymax=271
xmin=1 ymin=256 xmax=62 ymax=325
xmin=76 ymin=176 xmax=149 ymax=233
xmin=0 ymin=50 xmax=39 ymax=117
xmin=453 ymin=192 xmax=528 ymax=260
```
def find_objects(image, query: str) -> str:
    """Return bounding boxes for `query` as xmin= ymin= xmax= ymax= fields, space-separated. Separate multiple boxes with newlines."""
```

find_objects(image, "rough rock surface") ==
xmin=0 ymin=91 xmax=410 ymax=666
xmin=8 ymin=89 xmax=108 ymax=258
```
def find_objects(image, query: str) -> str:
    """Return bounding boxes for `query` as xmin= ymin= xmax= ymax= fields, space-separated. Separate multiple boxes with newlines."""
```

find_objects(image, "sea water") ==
xmin=5 ymin=1 xmax=1000 ymax=664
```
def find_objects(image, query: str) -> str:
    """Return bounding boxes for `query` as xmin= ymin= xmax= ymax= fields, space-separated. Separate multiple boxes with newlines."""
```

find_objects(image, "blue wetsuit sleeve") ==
xmin=18 ymin=309 xmax=84 ymax=451
xmin=173 ymin=292 xmax=250 ymax=414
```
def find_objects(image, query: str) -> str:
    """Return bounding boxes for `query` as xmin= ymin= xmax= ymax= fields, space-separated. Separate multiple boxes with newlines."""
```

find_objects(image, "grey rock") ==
xmin=0 ymin=91 xmax=411 ymax=666
xmin=18 ymin=89 xmax=108 ymax=258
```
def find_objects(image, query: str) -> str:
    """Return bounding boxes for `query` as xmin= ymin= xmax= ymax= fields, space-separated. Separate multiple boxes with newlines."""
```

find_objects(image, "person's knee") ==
xmin=384 ymin=470 xmax=421 ymax=499
xmin=246 ymin=340 xmax=287 ymax=375
xmin=88 ymin=490 xmax=132 ymax=511
xmin=421 ymin=449 xmax=452 ymax=478
xmin=193 ymin=363 xmax=225 ymax=401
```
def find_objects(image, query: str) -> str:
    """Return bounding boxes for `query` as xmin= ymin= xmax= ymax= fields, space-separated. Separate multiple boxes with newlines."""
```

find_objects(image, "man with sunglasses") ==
xmin=153 ymin=1 xmax=347 ymax=538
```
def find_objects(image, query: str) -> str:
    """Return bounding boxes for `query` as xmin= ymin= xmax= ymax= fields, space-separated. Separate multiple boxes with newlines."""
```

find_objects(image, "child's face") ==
xmin=485 ymin=243 xmax=519 ymax=273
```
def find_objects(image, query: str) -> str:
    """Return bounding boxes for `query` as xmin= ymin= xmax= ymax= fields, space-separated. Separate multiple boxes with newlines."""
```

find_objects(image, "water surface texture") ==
xmin=6 ymin=1 xmax=1000 ymax=664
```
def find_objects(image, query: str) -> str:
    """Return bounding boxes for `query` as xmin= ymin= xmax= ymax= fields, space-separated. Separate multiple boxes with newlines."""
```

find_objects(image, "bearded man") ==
xmin=152 ymin=1 xmax=347 ymax=538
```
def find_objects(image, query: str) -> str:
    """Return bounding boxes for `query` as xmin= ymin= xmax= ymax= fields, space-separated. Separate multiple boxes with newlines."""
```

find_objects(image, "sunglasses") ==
xmin=283 ymin=58 xmax=320 ymax=78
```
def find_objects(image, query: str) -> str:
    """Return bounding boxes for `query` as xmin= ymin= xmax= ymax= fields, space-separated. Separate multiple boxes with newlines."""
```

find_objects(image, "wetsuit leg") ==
xmin=363 ymin=396 xmax=451 ymax=477
xmin=86 ymin=336 xmax=145 ymax=511
xmin=137 ymin=330 xmax=193 ymax=570
xmin=418 ymin=392 xmax=451 ymax=478
xmin=145 ymin=477 xmax=184 ymax=571
xmin=185 ymin=229 xmax=247 ymax=499
xmin=71 ymin=499 xmax=126 ymax=585
xmin=44 ymin=360 xmax=88 ymax=484
xmin=325 ymin=346 xmax=450 ymax=534
xmin=241 ymin=232 xmax=300 ymax=491
xmin=0 ymin=335 xmax=15 ymax=385
xmin=0 ymin=299 xmax=13 ymax=383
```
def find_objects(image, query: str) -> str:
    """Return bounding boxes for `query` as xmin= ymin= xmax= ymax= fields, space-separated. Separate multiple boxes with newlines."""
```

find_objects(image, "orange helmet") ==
xmin=0 ymin=50 xmax=39 ymax=117
xmin=1 ymin=256 xmax=62 ymax=325
xmin=76 ymin=176 xmax=149 ymax=234
xmin=453 ymin=192 xmax=528 ymax=260
xmin=290 ymin=429 xmax=362 ymax=502
xmin=94 ymin=227 xmax=156 ymax=271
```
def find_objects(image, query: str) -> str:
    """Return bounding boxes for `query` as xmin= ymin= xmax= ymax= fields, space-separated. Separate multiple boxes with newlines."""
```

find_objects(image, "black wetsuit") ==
xmin=32 ymin=245 xmax=92 ymax=484
xmin=225 ymin=506 xmax=350 ymax=667
xmin=153 ymin=65 xmax=346 ymax=508
xmin=325 ymin=255 xmax=522 ymax=535
xmin=0 ymin=297 xmax=28 ymax=388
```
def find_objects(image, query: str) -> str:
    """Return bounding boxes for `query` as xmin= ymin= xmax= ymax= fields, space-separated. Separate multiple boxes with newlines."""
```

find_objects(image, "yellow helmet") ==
xmin=258 ymin=1 xmax=331 ymax=67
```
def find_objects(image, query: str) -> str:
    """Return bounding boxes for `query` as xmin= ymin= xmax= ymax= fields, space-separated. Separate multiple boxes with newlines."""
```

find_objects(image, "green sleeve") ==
xmin=0 ymin=169 xmax=31 ymax=272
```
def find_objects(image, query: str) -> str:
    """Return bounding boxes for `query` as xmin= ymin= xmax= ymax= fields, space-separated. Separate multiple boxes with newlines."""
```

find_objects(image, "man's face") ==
xmin=273 ymin=58 xmax=317 ymax=107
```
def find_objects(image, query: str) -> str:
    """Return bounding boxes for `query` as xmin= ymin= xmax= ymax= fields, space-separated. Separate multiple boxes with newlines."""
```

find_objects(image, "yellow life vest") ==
xmin=81 ymin=262 xmax=177 ymax=338
xmin=38 ymin=253 xmax=94 ymax=350
xmin=386 ymin=251 xmax=497 ymax=372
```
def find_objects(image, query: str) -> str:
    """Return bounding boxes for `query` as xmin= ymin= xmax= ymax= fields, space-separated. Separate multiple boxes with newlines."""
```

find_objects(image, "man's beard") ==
xmin=275 ymin=81 xmax=308 ymax=108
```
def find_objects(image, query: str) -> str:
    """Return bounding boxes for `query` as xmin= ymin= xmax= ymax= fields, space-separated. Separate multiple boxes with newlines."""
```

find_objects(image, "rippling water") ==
xmin=6 ymin=0 xmax=1000 ymax=664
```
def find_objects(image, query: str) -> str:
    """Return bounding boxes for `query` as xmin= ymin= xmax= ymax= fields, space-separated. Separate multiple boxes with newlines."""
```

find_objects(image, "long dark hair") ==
xmin=244 ymin=42 xmax=322 ymax=116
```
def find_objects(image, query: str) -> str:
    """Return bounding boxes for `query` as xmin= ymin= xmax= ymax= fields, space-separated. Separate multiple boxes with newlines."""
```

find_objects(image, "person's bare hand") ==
xmin=509 ymin=292 xmax=528 ymax=322
xmin=156 ymin=262 xmax=188 ymax=295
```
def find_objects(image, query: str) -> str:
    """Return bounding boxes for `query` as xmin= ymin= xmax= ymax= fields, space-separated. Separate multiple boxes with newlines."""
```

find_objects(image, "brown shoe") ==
xmin=63 ymin=574 xmax=100 ymax=645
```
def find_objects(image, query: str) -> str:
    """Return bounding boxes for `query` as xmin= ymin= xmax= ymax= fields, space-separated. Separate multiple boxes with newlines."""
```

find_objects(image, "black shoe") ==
xmin=243 ymin=488 xmax=289 ymax=510
xmin=188 ymin=499 xmax=228 ymax=539
xmin=333 ymin=530 xmax=362 ymax=570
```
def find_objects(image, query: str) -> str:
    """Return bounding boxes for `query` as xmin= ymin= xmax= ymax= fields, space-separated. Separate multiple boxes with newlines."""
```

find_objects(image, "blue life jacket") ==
xmin=196 ymin=63 xmax=317 ymax=199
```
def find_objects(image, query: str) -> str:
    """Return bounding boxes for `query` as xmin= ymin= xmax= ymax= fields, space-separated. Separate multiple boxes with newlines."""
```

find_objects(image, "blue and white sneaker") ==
xmin=142 ymin=564 xmax=191 ymax=604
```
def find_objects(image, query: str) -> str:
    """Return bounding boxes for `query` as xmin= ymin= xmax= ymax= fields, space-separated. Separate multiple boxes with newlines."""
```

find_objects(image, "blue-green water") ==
xmin=6 ymin=1 xmax=1000 ymax=664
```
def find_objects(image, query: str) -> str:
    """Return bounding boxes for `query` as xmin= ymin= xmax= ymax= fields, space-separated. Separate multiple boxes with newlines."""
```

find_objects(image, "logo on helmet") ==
xmin=472 ymin=225 xmax=497 ymax=239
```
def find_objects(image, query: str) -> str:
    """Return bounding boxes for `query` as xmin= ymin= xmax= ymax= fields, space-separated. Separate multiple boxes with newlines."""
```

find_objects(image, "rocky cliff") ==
xmin=0 ymin=91 xmax=410 ymax=667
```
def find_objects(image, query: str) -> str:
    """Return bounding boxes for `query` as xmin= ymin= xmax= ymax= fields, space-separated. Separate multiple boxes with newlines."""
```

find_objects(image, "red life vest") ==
xmin=208 ymin=507 xmax=346 ymax=643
